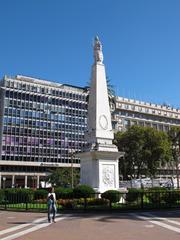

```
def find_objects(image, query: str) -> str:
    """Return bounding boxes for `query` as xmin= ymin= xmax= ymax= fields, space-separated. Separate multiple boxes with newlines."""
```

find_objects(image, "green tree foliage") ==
xmin=84 ymin=76 xmax=116 ymax=105
xmin=106 ymin=77 xmax=115 ymax=99
xmin=47 ymin=167 xmax=80 ymax=188
xmin=73 ymin=185 xmax=95 ymax=198
xmin=115 ymin=126 xmax=172 ymax=179
xmin=34 ymin=189 xmax=48 ymax=200
xmin=4 ymin=188 xmax=34 ymax=203
xmin=55 ymin=187 xmax=73 ymax=199
xmin=101 ymin=190 xmax=121 ymax=203
xmin=168 ymin=126 xmax=180 ymax=188
xmin=168 ymin=126 xmax=180 ymax=143
xmin=115 ymin=126 xmax=145 ymax=179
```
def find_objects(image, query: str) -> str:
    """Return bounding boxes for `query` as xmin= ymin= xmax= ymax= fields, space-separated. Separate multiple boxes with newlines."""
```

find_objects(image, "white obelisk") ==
xmin=77 ymin=36 xmax=123 ymax=193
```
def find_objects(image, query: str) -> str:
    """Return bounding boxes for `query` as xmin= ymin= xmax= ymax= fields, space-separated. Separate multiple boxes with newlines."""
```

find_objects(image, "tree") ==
xmin=106 ymin=76 xmax=115 ymax=100
xmin=47 ymin=167 xmax=80 ymax=188
xmin=115 ymin=126 xmax=145 ymax=179
xmin=84 ymin=76 xmax=116 ymax=105
xmin=114 ymin=125 xmax=172 ymax=180
xmin=168 ymin=126 xmax=180 ymax=188
xmin=143 ymin=128 xmax=172 ymax=177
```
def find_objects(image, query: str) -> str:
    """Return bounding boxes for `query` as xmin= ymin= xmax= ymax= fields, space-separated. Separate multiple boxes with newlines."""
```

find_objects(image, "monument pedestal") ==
xmin=77 ymin=148 xmax=122 ymax=193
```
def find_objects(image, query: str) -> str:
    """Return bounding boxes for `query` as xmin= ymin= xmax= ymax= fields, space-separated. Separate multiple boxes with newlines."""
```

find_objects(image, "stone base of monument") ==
xmin=77 ymin=150 xmax=123 ymax=193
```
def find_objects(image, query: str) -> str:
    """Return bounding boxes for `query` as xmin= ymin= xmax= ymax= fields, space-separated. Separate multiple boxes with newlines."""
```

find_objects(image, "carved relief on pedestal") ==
xmin=102 ymin=164 xmax=115 ymax=188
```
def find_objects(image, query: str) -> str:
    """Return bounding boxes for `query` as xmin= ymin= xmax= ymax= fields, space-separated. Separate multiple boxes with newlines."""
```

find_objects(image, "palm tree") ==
xmin=84 ymin=76 xmax=116 ymax=106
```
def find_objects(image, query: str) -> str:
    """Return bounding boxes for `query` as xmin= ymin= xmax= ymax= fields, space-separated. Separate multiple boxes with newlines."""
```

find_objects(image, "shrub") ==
xmin=0 ymin=189 xmax=5 ymax=203
xmin=125 ymin=188 xmax=143 ymax=203
xmin=5 ymin=188 xmax=34 ymax=203
xmin=162 ymin=190 xmax=180 ymax=205
xmin=34 ymin=189 xmax=48 ymax=200
xmin=57 ymin=199 xmax=75 ymax=209
xmin=149 ymin=187 xmax=167 ymax=191
xmin=145 ymin=188 xmax=167 ymax=205
xmin=101 ymin=190 xmax=121 ymax=203
xmin=87 ymin=198 xmax=109 ymax=206
xmin=55 ymin=187 xmax=73 ymax=199
xmin=73 ymin=185 xmax=95 ymax=199
xmin=34 ymin=199 xmax=47 ymax=204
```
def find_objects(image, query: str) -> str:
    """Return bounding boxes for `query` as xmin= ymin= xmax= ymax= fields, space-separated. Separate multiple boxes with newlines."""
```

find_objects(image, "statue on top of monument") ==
xmin=94 ymin=36 xmax=104 ymax=64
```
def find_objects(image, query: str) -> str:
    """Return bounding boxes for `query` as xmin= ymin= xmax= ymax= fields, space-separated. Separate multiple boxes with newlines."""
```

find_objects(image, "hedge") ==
xmin=55 ymin=187 xmax=73 ymax=199
xmin=4 ymin=188 xmax=34 ymax=203
xmin=73 ymin=185 xmax=95 ymax=199
xmin=101 ymin=190 xmax=121 ymax=203
xmin=125 ymin=188 xmax=143 ymax=203
xmin=34 ymin=189 xmax=48 ymax=200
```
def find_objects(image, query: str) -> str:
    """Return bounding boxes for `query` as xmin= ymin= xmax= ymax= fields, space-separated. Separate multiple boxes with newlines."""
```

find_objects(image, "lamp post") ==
xmin=70 ymin=149 xmax=75 ymax=188
xmin=172 ymin=141 xmax=180 ymax=189
xmin=32 ymin=175 xmax=36 ymax=189
xmin=2 ymin=177 xmax=6 ymax=189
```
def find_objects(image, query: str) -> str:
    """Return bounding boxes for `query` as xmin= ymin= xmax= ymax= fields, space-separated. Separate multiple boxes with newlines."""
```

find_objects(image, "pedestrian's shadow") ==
xmin=8 ymin=221 xmax=30 ymax=224
xmin=8 ymin=221 xmax=47 ymax=225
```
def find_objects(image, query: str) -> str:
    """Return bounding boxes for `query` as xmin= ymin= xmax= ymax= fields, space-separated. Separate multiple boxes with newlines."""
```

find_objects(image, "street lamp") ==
xmin=2 ymin=177 xmax=6 ymax=189
xmin=32 ymin=175 xmax=36 ymax=189
xmin=172 ymin=141 xmax=180 ymax=189
xmin=69 ymin=149 xmax=75 ymax=188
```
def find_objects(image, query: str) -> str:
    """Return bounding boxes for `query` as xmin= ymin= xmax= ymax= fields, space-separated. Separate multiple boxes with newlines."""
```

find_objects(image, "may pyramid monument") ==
xmin=77 ymin=36 xmax=123 ymax=193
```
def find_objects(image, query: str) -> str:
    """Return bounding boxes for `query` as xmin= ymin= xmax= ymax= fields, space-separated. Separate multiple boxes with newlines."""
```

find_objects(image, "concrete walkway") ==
xmin=1 ymin=210 xmax=180 ymax=240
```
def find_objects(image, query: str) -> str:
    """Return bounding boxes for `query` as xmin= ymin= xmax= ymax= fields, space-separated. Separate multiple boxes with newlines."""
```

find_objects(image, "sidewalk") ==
xmin=1 ymin=210 xmax=180 ymax=240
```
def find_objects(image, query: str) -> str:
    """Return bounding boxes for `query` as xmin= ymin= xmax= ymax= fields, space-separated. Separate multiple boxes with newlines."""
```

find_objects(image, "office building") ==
xmin=0 ymin=75 xmax=180 ymax=188
xmin=0 ymin=75 xmax=87 ymax=188
xmin=112 ymin=96 xmax=180 ymax=132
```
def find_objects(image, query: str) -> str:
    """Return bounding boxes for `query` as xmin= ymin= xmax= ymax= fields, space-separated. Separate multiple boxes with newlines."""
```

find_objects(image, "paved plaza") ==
xmin=1 ymin=210 xmax=180 ymax=240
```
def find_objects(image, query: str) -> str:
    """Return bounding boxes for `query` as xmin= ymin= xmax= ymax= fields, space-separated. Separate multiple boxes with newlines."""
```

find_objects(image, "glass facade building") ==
xmin=0 ymin=75 xmax=88 ymax=188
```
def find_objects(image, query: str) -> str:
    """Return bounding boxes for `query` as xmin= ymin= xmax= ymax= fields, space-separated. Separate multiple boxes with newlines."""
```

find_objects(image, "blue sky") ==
xmin=0 ymin=0 xmax=179 ymax=108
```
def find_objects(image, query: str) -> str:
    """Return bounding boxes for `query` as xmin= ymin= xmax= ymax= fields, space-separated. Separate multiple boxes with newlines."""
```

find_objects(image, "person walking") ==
xmin=47 ymin=187 xmax=57 ymax=223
